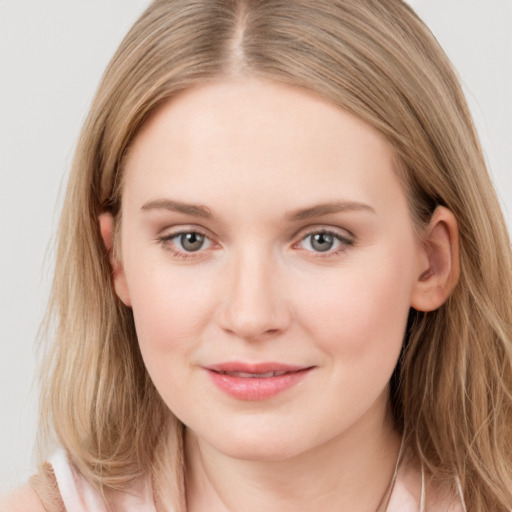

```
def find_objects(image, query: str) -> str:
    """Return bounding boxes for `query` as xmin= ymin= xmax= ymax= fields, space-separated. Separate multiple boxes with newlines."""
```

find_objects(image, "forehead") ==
xmin=122 ymin=78 xmax=405 ymax=217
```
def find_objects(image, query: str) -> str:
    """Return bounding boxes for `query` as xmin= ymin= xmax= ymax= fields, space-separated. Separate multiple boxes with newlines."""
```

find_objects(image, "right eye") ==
xmin=159 ymin=230 xmax=214 ymax=258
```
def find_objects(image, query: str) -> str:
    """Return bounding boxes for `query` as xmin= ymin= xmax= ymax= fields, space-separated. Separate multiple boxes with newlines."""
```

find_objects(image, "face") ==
xmin=111 ymin=79 xmax=427 ymax=461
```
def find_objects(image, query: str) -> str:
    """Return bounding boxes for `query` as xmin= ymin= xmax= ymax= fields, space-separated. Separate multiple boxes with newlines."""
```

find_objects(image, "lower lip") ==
xmin=206 ymin=368 xmax=312 ymax=400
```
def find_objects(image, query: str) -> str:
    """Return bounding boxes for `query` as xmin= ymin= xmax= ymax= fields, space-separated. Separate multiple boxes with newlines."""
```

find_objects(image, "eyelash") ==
xmin=159 ymin=229 xmax=213 ymax=260
xmin=158 ymin=227 xmax=354 ymax=260
xmin=294 ymin=229 xmax=354 ymax=258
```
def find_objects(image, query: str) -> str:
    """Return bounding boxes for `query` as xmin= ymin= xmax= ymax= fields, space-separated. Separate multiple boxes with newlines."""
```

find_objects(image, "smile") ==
xmin=205 ymin=363 xmax=313 ymax=400
xmin=217 ymin=370 xmax=288 ymax=378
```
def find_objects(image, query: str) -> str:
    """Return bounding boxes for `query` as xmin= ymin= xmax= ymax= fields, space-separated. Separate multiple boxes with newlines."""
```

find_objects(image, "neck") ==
xmin=184 ymin=399 xmax=401 ymax=512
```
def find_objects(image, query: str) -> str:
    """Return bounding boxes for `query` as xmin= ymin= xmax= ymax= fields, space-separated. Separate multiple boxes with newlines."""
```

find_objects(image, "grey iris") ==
xmin=181 ymin=233 xmax=205 ymax=252
xmin=311 ymin=233 xmax=334 ymax=252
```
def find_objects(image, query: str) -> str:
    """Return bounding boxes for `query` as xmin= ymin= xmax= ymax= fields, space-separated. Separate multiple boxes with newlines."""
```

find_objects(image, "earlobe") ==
xmin=410 ymin=206 xmax=460 ymax=312
xmin=98 ymin=212 xmax=132 ymax=307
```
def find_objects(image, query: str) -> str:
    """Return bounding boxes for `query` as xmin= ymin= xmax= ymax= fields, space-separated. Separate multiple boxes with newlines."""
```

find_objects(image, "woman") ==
xmin=4 ymin=0 xmax=512 ymax=510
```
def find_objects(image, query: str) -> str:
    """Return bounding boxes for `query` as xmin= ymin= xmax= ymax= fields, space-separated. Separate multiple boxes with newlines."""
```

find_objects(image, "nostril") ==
xmin=219 ymin=314 xmax=286 ymax=341
xmin=216 ymin=262 xmax=292 ymax=339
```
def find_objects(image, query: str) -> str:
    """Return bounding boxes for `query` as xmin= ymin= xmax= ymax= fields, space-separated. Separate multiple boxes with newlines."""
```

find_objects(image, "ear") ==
xmin=410 ymin=206 xmax=459 ymax=312
xmin=98 ymin=212 xmax=132 ymax=307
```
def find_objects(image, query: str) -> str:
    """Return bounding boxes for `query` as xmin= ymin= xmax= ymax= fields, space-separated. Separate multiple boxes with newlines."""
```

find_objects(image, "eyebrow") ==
xmin=141 ymin=199 xmax=212 ymax=218
xmin=285 ymin=201 xmax=375 ymax=221
xmin=140 ymin=198 xmax=375 ymax=221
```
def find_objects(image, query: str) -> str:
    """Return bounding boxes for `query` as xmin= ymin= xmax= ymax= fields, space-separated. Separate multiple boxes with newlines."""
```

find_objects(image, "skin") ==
xmin=0 ymin=486 xmax=46 ymax=512
xmin=99 ymin=78 xmax=458 ymax=512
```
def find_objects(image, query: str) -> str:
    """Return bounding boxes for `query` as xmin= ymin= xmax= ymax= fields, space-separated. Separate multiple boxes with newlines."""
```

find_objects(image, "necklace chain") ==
xmin=375 ymin=437 xmax=404 ymax=512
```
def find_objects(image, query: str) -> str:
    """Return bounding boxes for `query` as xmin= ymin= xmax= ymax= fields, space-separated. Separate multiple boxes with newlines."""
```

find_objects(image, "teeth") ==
xmin=221 ymin=371 xmax=288 ymax=378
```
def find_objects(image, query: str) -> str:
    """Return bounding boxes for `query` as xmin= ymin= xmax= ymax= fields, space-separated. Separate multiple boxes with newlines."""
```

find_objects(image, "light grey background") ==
xmin=1 ymin=0 xmax=511 ymax=490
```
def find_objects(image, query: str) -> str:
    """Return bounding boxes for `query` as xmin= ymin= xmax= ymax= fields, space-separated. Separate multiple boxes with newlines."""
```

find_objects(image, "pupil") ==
xmin=311 ymin=233 xmax=334 ymax=252
xmin=181 ymin=233 xmax=204 ymax=252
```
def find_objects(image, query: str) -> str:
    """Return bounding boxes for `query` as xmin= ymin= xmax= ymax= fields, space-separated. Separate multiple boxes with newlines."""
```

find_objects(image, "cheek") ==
xmin=295 ymin=250 xmax=415 ymax=363
xmin=294 ymin=267 xmax=412 ymax=418
xmin=126 ymin=262 xmax=215 ymax=355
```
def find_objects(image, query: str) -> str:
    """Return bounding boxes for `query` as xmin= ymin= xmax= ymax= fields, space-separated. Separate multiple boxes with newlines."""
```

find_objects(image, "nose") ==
xmin=217 ymin=248 xmax=291 ymax=341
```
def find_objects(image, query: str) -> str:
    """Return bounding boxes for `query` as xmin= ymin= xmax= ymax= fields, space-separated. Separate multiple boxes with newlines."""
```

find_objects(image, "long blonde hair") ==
xmin=39 ymin=1 xmax=512 ymax=510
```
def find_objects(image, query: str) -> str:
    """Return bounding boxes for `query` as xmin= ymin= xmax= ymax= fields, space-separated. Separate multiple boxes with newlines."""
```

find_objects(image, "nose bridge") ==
xmin=219 ymin=243 xmax=289 ymax=339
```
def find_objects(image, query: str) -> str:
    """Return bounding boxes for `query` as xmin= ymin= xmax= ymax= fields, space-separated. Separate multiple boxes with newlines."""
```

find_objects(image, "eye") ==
xmin=175 ymin=232 xmax=209 ymax=252
xmin=297 ymin=229 xmax=353 ymax=254
xmin=160 ymin=230 xmax=213 ymax=256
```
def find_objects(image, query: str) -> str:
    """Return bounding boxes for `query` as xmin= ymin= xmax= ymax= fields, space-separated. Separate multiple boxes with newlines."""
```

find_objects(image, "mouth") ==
xmin=204 ymin=363 xmax=313 ymax=400
xmin=215 ymin=370 xmax=290 ymax=378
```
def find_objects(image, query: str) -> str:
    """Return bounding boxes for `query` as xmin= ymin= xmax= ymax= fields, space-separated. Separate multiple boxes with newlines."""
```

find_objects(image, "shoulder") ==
xmin=0 ymin=484 xmax=47 ymax=512
xmin=31 ymin=449 xmax=156 ymax=512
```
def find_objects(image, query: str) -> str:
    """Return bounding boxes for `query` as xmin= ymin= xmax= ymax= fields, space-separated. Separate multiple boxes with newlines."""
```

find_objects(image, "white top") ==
xmin=49 ymin=449 xmax=466 ymax=512
xmin=49 ymin=450 xmax=157 ymax=512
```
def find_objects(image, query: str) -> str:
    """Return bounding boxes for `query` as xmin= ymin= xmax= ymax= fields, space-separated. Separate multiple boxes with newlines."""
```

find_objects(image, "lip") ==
xmin=204 ymin=362 xmax=313 ymax=400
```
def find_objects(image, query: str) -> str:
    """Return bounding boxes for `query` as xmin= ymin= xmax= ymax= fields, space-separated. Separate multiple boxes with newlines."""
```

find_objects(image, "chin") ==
xmin=219 ymin=438 xmax=304 ymax=462
xmin=200 ymin=421 xmax=320 ymax=462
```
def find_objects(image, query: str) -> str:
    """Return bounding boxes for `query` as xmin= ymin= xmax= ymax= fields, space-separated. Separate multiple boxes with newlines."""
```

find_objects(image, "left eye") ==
xmin=298 ymin=231 xmax=350 ymax=253
xmin=168 ymin=232 xmax=212 ymax=252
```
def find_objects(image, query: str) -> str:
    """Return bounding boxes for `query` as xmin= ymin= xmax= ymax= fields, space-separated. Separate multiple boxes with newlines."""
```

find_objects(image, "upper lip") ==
xmin=205 ymin=362 xmax=312 ymax=375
